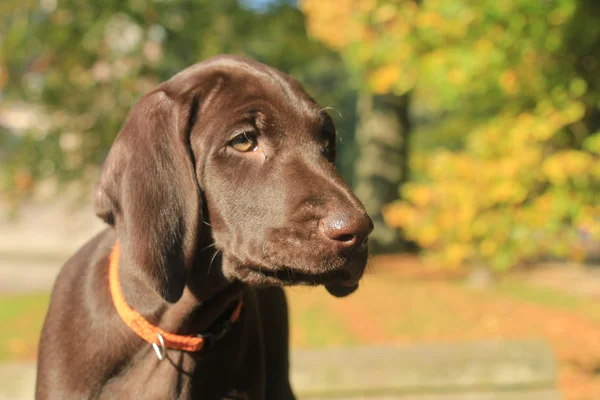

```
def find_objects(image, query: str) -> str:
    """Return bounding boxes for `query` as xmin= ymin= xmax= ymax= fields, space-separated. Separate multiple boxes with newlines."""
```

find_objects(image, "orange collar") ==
xmin=109 ymin=241 xmax=243 ymax=353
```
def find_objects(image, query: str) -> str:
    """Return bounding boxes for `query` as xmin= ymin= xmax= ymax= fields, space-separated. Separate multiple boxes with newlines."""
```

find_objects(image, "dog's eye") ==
xmin=229 ymin=132 xmax=259 ymax=152
xmin=320 ymin=136 xmax=335 ymax=164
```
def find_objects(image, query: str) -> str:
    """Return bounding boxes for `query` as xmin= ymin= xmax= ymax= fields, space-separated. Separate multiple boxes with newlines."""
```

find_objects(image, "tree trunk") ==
xmin=354 ymin=92 xmax=413 ymax=254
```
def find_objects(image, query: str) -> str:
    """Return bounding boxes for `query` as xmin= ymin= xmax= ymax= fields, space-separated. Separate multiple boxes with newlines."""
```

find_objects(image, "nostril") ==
xmin=320 ymin=212 xmax=372 ymax=249
xmin=336 ymin=234 xmax=356 ymax=243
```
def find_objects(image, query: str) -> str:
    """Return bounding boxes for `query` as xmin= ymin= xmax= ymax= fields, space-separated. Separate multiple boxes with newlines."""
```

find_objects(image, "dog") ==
xmin=36 ymin=55 xmax=373 ymax=399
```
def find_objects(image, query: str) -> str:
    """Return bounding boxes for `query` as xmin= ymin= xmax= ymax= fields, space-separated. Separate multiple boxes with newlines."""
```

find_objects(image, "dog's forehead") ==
xmin=233 ymin=72 xmax=318 ymax=119
xmin=179 ymin=55 xmax=320 ymax=117
xmin=226 ymin=62 xmax=316 ymax=113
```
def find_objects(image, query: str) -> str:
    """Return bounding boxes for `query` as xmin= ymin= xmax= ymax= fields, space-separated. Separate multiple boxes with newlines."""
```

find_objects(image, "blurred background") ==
xmin=2 ymin=0 xmax=600 ymax=399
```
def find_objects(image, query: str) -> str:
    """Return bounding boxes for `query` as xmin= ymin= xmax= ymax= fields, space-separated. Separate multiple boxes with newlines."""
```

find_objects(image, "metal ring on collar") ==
xmin=152 ymin=332 xmax=166 ymax=361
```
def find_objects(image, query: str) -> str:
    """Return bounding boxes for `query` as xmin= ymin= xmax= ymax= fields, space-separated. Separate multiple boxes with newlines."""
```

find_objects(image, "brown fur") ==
xmin=36 ymin=55 xmax=372 ymax=399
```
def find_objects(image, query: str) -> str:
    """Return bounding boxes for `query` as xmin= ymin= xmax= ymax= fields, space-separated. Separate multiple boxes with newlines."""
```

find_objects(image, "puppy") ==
xmin=36 ymin=55 xmax=372 ymax=399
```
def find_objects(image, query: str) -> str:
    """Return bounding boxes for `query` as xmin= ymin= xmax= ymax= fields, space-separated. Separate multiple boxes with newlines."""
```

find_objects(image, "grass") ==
xmin=290 ymin=300 xmax=359 ymax=347
xmin=494 ymin=278 xmax=600 ymax=323
xmin=0 ymin=292 xmax=50 ymax=361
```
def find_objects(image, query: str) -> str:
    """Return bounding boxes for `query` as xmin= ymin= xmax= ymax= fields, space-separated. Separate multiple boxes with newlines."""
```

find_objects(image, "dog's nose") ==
xmin=320 ymin=212 xmax=373 ymax=249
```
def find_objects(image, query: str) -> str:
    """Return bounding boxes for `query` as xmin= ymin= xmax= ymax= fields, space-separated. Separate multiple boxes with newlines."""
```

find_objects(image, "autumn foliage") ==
xmin=302 ymin=0 xmax=600 ymax=270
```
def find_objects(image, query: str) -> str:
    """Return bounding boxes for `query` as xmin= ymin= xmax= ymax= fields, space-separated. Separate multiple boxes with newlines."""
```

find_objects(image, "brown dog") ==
xmin=36 ymin=55 xmax=372 ymax=399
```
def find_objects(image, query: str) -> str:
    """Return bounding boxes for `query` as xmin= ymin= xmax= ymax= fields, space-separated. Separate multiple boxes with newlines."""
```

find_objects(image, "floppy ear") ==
xmin=94 ymin=87 xmax=202 ymax=303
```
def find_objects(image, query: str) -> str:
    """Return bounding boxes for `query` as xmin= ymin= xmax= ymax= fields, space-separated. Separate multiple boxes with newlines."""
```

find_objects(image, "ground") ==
xmin=2 ymin=254 xmax=600 ymax=400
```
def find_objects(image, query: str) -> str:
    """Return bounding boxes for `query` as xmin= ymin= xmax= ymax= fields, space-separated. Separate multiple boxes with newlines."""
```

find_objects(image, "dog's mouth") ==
xmin=243 ymin=264 xmax=353 ymax=286
xmin=218 ymin=238 xmax=369 ymax=290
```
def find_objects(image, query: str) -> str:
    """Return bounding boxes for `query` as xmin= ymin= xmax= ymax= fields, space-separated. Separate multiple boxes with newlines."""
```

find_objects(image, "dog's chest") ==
xmin=97 ymin=323 xmax=264 ymax=400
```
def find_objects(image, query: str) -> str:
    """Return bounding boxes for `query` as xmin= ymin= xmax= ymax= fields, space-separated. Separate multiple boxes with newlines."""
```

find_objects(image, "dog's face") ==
xmin=190 ymin=67 xmax=372 ymax=293
xmin=95 ymin=55 xmax=372 ymax=302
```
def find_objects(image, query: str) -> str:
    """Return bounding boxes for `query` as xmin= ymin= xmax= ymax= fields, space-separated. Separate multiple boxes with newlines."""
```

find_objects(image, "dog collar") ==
xmin=108 ymin=241 xmax=243 ymax=358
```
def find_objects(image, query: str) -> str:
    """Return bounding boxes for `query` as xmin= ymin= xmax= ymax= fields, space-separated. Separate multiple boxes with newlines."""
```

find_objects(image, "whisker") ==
xmin=319 ymin=106 xmax=343 ymax=119
xmin=200 ymin=243 xmax=217 ymax=252
xmin=365 ymin=255 xmax=375 ymax=275
xmin=202 ymin=220 xmax=212 ymax=227
xmin=207 ymin=250 xmax=220 ymax=276
xmin=260 ymin=243 xmax=267 ymax=276
xmin=261 ymin=241 xmax=277 ymax=268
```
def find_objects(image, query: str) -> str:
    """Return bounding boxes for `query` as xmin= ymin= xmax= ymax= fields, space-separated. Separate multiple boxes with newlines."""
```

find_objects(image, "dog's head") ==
xmin=95 ymin=55 xmax=373 ymax=303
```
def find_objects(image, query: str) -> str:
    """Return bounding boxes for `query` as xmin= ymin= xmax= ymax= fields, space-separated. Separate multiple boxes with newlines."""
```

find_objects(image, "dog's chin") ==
xmin=324 ymin=260 xmax=363 ymax=297
xmin=325 ymin=282 xmax=359 ymax=298
xmin=225 ymin=262 xmax=351 ymax=287
xmin=221 ymin=251 xmax=367 ymax=294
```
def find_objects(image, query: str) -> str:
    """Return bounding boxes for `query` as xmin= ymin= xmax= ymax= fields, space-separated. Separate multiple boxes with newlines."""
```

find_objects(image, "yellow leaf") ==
xmin=444 ymin=243 xmax=469 ymax=267
xmin=368 ymin=65 xmax=401 ymax=94
xmin=416 ymin=225 xmax=439 ymax=247
xmin=562 ymin=101 xmax=586 ymax=123
xmin=405 ymin=185 xmax=432 ymax=207
xmin=499 ymin=70 xmax=518 ymax=94
xmin=372 ymin=4 xmax=397 ymax=23
xmin=447 ymin=68 xmax=466 ymax=85
xmin=382 ymin=202 xmax=417 ymax=227
xmin=480 ymin=239 xmax=497 ymax=257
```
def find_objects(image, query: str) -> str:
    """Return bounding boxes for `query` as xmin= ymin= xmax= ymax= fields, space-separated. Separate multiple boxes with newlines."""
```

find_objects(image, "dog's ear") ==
xmin=94 ymin=85 xmax=202 ymax=303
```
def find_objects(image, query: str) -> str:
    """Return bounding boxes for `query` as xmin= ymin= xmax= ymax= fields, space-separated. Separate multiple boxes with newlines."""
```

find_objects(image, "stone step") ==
xmin=290 ymin=341 xmax=559 ymax=398
xmin=301 ymin=391 xmax=560 ymax=400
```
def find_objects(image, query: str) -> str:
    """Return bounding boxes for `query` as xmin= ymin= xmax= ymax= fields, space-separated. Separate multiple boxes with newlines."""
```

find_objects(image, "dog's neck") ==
xmin=118 ymin=246 xmax=244 ymax=338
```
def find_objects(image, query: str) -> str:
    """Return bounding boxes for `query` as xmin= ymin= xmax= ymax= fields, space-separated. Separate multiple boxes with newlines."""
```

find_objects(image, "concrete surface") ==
xmin=0 ymin=200 xmax=101 ymax=293
xmin=290 ymin=341 xmax=559 ymax=399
